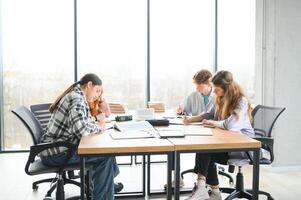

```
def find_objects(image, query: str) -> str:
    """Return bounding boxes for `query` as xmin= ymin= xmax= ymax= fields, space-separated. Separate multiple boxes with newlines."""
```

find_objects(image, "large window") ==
xmin=1 ymin=0 xmax=74 ymax=150
xmin=148 ymin=0 xmax=216 ymax=174
xmin=217 ymin=0 xmax=256 ymax=101
xmin=0 ymin=0 xmax=256 ymax=150
xmin=77 ymin=0 xmax=147 ymax=109
xmin=150 ymin=0 xmax=215 ymax=109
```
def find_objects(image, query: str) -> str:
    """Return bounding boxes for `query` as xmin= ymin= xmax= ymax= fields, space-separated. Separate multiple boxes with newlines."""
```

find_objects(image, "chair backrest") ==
xmin=147 ymin=102 xmax=165 ymax=113
xmin=108 ymin=103 xmax=126 ymax=114
xmin=30 ymin=103 xmax=52 ymax=133
xmin=11 ymin=106 xmax=44 ymax=145
xmin=251 ymin=105 xmax=286 ymax=138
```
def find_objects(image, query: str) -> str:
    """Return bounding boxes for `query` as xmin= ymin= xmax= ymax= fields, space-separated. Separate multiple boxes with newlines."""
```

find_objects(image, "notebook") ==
xmin=156 ymin=128 xmax=185 ymax=138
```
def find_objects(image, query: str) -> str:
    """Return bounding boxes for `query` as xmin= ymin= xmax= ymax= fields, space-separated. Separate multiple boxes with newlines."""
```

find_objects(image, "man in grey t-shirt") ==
xmin=177 ymin=69 xmax=214 ymax=116
xmin=165 ymin=69 xmax=214 ymax=188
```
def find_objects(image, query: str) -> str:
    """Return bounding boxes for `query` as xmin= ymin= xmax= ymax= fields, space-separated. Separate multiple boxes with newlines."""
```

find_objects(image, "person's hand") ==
xmin=201 ymin=119 xmax=217 ymax=127
xmin=182 ymin=116 xmax=191 ymax=125
xmin=96 ymin=113 xmax=106 ymax=130
xmin=98 ymin=98 xmax=111 ymax=117
xmin=176 ymin=105 xmax=184 ymax=115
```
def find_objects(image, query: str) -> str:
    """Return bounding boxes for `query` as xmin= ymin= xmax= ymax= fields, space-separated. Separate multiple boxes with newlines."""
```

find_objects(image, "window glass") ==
xmin=150 ymin=0 xmax=215 ymax=109
xmin=1 ymin=0 xmax=74 ymax=150
xmin=217 ymin=0 xmax=256 ymax=101
xmin=77 ymin=0 xmax=147 ymax=109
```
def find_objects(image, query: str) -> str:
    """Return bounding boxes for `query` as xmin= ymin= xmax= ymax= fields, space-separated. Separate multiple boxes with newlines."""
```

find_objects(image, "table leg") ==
xmin=166 ymin=152 xmax=173 ymax=200
xmin=142 ymin=155 xmax=146 ymax=197
xmin=252 ymin=149 xmax=260 ymax=200
xmin=174 ymin=151 xmax=180 ymax=200
xmin=80 ymin=156 xmax=85 ymax=200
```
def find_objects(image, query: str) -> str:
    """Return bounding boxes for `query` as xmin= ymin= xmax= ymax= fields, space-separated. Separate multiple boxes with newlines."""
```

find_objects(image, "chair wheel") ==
xmin=32 ymin=185 xmax=38 ymax=191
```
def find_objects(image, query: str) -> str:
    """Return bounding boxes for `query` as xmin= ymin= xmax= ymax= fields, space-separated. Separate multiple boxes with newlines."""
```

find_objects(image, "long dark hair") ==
xmin=49 ymin=73 xmax=102 ymax=113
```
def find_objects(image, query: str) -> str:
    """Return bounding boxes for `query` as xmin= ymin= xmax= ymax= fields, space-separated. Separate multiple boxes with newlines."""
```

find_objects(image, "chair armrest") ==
xmin=28 ymin=142 xmax=75 ymax=162
xmin=254 ymin=137 xmax=274 ymax=163
xmin=247 ymin=137 xmax=274 ymax=164
xmin=26 ymin=141 xmax=76 ymax=174
xmin=254 ymin=128 xmax=266 ymax=137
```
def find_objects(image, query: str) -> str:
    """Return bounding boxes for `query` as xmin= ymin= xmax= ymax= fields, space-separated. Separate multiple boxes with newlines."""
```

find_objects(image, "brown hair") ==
xmin=193 ymin=69 xmax=212 ymax=85
xmin=212 ymin=70 xmax=252 ymax=120
xmin=49 ymin=73 xmax=102 ymax=113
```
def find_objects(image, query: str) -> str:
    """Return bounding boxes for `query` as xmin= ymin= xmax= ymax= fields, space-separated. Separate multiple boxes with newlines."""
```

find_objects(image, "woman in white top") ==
xmin=183 ymin=70 xmax=254 ymax=200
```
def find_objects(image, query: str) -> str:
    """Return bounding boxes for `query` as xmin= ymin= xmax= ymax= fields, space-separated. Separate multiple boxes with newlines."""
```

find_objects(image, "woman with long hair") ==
xmin=183 ymin=70 xmax=254 ymax=200
xmin=40 ymin=73 xmax=119 ymax=200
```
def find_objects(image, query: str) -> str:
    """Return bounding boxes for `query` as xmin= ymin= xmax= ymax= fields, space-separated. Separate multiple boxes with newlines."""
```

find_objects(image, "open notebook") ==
xmin=156 ymin=125 xmax=213 ymax=138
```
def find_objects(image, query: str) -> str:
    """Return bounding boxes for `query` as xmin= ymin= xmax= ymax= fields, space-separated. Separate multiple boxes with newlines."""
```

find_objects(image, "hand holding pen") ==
xmin=182 ymin=114 xmax=190 ymax=125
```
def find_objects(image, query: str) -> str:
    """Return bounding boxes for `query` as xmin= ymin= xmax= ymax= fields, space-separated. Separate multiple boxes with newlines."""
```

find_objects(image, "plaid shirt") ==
xmin=40 ymin=85 xmax=102 ymax=156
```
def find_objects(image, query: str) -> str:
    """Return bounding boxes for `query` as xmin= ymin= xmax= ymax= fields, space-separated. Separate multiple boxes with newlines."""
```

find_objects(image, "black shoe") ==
xmin=114 ymin=182 xmax=124 ymax=193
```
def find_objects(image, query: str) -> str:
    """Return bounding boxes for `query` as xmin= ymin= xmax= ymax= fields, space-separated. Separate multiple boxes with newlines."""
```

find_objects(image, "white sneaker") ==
xmin=185 ymin=180 xmax=209 ymax=200
xmin=164 ymin=176 xmax=184 ymax=188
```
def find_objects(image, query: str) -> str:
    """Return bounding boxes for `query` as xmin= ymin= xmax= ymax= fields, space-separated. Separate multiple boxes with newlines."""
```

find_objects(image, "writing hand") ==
xmin=182 ymin=116 xmax=190 ymax=125
xmin=202 ymin=119 xmax=216 ymax=127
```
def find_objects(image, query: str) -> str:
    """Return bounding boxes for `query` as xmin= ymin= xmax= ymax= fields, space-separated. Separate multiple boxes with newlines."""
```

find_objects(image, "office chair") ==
xmin=31 ymin=103 xmax=124 ymax=194
xmin=220 ymin=105 xmax=286 ymax=200
xmin=30 ymin=103 xmax=80 ymax=192
xmin=180 ymin=164 xmax=234 ymax=185
xmin=11 ymin=106 xmax=86 ymax=200
xmin=30 ymin=103 xmax=52 ymax=133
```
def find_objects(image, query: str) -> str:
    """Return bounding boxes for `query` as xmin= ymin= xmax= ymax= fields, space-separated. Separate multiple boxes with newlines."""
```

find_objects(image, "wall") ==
xmin=256 ymin=0 xmax=301 ymax=166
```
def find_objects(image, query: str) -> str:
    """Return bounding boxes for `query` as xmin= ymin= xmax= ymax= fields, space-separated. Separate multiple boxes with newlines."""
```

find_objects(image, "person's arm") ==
xmin=202 ymin=97 xmax=250 ymax=131
xmin=222 ymin=97 xmax=250 ymax=132
xmin=183 ymin=105 xmax=216 ymax=125
xmin=68 ymin=95 xmax=102 ymax=137
xmin=98 ymin=98 xmax=111 ymax=117
xmin=183 ymin=115 xmax=203 ymax=124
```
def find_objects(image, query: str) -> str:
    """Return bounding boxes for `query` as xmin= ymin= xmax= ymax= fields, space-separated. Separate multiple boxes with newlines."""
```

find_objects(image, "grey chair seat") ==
xmin=227 ymin=158 xmax=250 ymax=167
xmin=28 ymin=158 xmax=80 ymax=175
xmin=259 ymin=157 xmax=271 ymax=165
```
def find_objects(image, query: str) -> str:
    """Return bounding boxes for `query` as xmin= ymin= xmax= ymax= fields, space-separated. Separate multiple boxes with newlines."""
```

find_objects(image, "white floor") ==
xmin=0 ymin=153 xmax=300 ymax=200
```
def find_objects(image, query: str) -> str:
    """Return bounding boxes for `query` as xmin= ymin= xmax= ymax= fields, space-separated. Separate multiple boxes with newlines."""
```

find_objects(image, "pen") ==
xmin=183 ymin=113 xmax=187 ymax=124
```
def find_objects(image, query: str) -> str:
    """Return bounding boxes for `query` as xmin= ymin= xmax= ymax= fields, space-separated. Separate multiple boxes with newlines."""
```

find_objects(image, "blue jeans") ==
xmin=41 ymin=151 xmax=119 ymax=200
